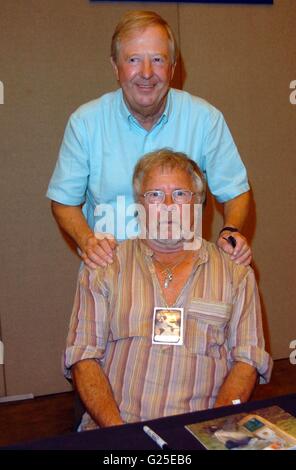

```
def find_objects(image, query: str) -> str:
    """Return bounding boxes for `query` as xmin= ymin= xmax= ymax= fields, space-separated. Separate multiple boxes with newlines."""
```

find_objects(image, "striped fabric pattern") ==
xmin=64 ymin=239 xmax=272 ymax=431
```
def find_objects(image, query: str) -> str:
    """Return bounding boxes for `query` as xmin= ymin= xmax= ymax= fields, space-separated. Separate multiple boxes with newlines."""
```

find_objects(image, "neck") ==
xmin=144 ymin=237 xmax=183 ymax=253
xmin=123 ymin=94 xmax=168 ymax=131
xmin=143 ymin=238 xmax=195 ymax=265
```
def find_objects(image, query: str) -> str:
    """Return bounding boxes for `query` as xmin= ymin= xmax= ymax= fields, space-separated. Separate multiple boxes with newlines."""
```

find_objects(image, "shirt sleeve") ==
xmin=64 ymin=266 xmax=110 ymax=380
xmin=46 ymin=113 xmax=90 ymax=205
xmin=202 ymin=108 xmax=250 ymax=203
xmin=227 ymin=269 xmax=273 ymax=383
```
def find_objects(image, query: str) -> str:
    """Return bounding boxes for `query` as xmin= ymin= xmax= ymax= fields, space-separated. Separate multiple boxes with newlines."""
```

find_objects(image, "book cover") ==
xmin=186 ymin=405 xmax=296 ymax=450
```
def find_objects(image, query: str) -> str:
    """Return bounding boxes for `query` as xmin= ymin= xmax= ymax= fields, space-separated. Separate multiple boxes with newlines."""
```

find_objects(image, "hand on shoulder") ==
xmin=217 ymin=229 xmax=252 ymax=266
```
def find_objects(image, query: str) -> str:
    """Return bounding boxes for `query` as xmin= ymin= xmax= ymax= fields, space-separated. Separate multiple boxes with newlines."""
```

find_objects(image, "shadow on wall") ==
xmin=171 ymin=54 xmax=186 ymax=91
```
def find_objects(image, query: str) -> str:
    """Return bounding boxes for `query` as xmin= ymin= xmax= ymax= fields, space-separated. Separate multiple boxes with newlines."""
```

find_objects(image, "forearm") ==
xmin=214 ymin=361 xmax=257 ymax=408
xmin=72 ymin=359 xmax=124 ymax=428
xmin=51 ymin=201 xmax=93 ymax=251
xmin=223 ymin=191 xmax=250 ymax=232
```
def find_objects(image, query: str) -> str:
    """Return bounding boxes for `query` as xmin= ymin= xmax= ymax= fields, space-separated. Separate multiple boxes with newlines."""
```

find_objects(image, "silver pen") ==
xmin=143 ymin=425 xmax=170 ymax=450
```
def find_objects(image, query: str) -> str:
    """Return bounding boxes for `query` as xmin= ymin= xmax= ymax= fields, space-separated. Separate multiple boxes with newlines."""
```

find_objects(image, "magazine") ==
xmin=185 ymin=405 xmax=296 ymax=450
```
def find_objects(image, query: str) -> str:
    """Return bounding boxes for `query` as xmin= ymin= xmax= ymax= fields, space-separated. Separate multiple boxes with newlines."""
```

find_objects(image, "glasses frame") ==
xmin=142 ymin=189 xmax=197 ymax=205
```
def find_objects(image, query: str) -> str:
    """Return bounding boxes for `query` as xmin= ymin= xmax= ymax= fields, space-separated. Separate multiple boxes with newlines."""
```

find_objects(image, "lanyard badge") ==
xmin=152 ymin=307 xmax=184 ymax=345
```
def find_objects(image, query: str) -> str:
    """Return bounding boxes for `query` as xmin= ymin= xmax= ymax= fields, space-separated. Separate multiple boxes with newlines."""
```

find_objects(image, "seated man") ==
xmin=64 ymin=149 xmax=272 ymax=431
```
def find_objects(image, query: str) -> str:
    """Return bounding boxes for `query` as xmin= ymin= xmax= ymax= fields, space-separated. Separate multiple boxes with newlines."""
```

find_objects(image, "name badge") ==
xmin=152 ymin=307 xmax=184 ymax=346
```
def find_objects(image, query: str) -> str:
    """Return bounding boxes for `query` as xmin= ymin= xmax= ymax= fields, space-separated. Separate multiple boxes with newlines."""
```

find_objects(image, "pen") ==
xmin=223 ymin=235 xmax=237 ymax=248
xmin=143 ymin=425 xmax=170 ymax=450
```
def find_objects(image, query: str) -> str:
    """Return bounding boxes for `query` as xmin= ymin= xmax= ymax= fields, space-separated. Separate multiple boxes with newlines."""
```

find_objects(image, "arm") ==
xmin=48 ymin=113 xmax=117 ymax=268
xmin=220 ymin=268 xmax=273 ymax=402
xmin=72 ymin=359 xmax=124 ymax=427
xmin=65 ymin=266 xmax=123 ymax=427
xmin=51 ymin=201 xmax=117 ymax=269
xmin=214 ymin=361 xmax=257 ymax=408
xmin=203 ymin=108 xmax=251 ymax=265
xmin=217 ymin=191 xmax=252 ymax=266
xmin=223 ymin=191 xmax=250 ymax=232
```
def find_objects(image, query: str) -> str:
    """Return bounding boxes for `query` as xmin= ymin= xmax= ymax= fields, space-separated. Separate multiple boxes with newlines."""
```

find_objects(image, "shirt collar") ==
xmin=137 ymin=238 xmax=209 ymax=267
xmin=118 ymin=88 xmax=172 ymax=130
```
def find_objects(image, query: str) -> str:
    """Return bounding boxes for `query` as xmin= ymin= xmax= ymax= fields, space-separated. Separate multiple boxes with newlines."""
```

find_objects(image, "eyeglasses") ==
xmin=142 ymin=189 xmax=197 ymax=205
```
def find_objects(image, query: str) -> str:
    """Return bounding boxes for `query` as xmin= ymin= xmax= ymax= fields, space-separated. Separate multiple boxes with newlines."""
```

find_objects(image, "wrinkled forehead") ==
xmin=116 ymin=25 xmax=173 ymax=60
xmin=142 ymin=164 xmax=196 ymax=189
xmin=119 ymin=24 xmax=170 ymax=44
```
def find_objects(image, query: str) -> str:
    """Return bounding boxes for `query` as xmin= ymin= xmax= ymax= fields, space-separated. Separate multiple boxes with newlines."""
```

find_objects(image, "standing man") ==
xmin=47 ymin=10 xmax=251 ymax=268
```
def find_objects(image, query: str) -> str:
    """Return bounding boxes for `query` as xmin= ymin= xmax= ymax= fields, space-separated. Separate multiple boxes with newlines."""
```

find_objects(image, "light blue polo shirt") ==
xmin=47 ymin=88 xmax=249 ymax=239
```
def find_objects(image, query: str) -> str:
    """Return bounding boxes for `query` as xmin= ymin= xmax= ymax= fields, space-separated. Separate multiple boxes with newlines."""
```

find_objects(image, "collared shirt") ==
xmin=47 ymin=89 xmax=249 ymax=239
xmin=64 ymin=239 xmax=272 ymax=431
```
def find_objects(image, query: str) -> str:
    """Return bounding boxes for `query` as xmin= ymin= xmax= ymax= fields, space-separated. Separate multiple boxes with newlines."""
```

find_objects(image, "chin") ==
xmin=135 ymin=96 xmax=158 ymax=108
xmin=157 ymin=238 xmax=183 ymax=247
xmin=158 ymin=224 xmax=181 ymax=240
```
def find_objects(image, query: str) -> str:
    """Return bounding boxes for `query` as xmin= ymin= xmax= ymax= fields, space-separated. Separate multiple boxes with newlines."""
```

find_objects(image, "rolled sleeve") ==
xmin=230 ymin=345 xmax=272 ymax=383
xmin=63 ymin=266 xmax=110 ymax=379
xmin=47 ymin=113 xmax=90 ymax=206
xmin=227 ymin=269 xmax=273 ymax=383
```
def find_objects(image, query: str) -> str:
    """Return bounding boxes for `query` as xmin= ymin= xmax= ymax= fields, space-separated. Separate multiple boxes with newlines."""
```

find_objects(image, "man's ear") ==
xmin=110 ymin=57 xmax=119 ymax=81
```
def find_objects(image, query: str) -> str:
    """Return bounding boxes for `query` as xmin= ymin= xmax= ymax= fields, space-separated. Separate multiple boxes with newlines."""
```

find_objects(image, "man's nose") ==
xmin=141 ymin=58 xmax=153 ymax=78
xmin=163 ymin=193 xmax=175 ymax=207
xmin=163 ymin=194 xmax=178 ymax=212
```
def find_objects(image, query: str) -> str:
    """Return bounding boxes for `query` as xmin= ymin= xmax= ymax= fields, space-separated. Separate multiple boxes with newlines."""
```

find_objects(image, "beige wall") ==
xmin=0 ymin=0 xmax=295 ymax=397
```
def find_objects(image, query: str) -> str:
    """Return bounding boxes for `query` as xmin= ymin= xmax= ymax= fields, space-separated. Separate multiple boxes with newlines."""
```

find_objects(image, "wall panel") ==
xmin=179 ymin=0 xmax=296 ymax=358
xmin=0 ymin=0 xmax=295 ymax=398
xmin=0 ymin=1 xmax=179 ymax=396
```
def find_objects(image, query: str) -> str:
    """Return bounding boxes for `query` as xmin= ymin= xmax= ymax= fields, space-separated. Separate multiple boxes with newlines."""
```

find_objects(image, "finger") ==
xmin=97 ymin=238 xmax=116 ymax=257
xmin=231 ymin=240 xmax=250 ymax=258
xmin=94 ymin=233 xmax=117 ymax=255
xmin=234 ymin=255 xmax=252 ymax=266
xmin=105 ymin=234 xmax=118 ymax=250
xmin=85 ymin=236 xmax=115 ymax=263
xmin=232 ymin=250 xmax=252 ymax=266
xmin=95 ymin=232 xmax=118 ymax=247
xmin=87 ymin=244 xmax=114 ymax=266
xmin=81 ymin=253 xmax=104 ymax=269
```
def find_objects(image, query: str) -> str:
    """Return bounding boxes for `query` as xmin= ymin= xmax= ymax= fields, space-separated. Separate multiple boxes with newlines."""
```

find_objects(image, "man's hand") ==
xmin=220 ymin=191 xmax=251 ymax=265
xmin=214 ymin=362 xmax=257 ymax=408
xmin=217 ymin=231 xmax=252 ymax=266
xmin=50 ymin=201 xmax=118 ymax=269
xmin=80 ymin=233 xmax=118 ymax=269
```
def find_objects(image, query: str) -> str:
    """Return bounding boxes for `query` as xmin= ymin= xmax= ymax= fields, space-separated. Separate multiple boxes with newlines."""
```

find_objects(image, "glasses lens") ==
xmin=172 ymin=190 xmax=192 ymax=203
xmin=145 ymin=191 xmax=164 ymax=204
xmin=144 ymin=190 xmax=194 ymax=204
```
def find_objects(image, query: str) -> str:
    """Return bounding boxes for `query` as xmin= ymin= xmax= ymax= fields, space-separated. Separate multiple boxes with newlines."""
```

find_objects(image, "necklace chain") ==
xmin=153 ymin=253 xmax=188 ymax=289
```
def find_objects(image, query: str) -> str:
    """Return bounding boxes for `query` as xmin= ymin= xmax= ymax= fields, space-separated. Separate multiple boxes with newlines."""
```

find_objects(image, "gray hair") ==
xmin=132 ymin=148 xmax=206 ymax=203
xmin=111 ymin=10 xmax=178 ymax=65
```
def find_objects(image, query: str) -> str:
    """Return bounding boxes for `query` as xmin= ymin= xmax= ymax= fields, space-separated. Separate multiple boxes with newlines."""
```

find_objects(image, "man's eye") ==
xmin=128 ymin=57 xmax=140 ymax=63
xmin=153 ymin=57 xmax=163 ymax=63
xmin=175 ymin=190 xmax=186 ymax=197
xmin=151 ymin=191 xmax=161 ymax=197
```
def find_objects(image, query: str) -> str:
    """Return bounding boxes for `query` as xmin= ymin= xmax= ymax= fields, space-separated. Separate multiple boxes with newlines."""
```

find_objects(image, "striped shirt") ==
xmin=64 ymin=239 xmax=272 ymax=431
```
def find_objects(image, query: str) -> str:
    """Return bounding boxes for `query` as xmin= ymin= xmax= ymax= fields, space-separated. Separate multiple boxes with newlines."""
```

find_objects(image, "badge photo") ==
xmin=152 ymin=307 xmax=184 ymax=346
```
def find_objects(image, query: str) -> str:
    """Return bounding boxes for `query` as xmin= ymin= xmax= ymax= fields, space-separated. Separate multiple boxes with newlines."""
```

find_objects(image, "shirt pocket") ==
xmin=185 ymin=298 xmax=232 ymax=358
